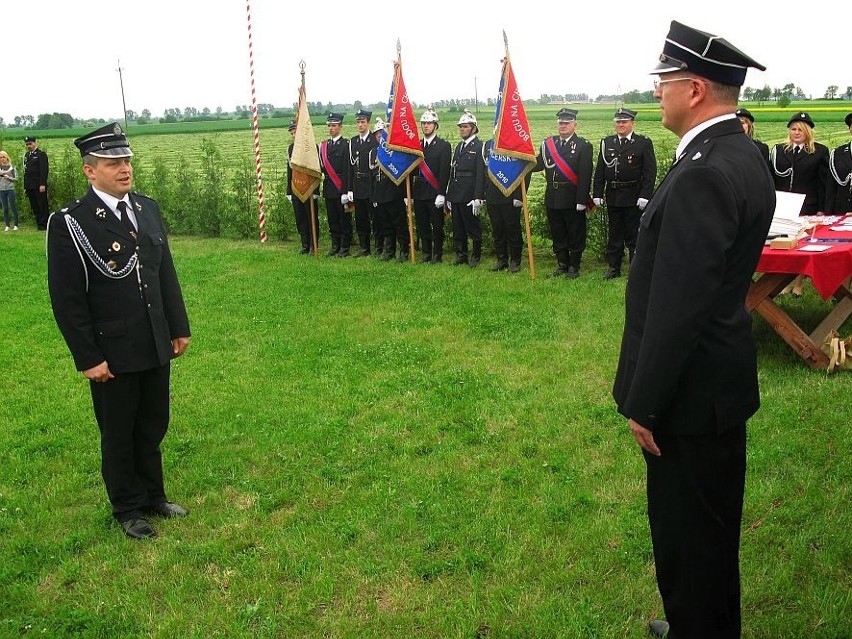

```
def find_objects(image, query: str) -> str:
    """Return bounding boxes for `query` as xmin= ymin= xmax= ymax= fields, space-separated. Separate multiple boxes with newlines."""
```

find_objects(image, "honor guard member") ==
xmin=827 ymin=112 xmax=852 ymax=213
xmin=446 ymin=110 xmax=486 ymax=267
xmin=46 ymin=123 xmax=191 ymax=540
xmin=411 ymin=107 xmax=452 ymax=263
xmin=770 ymin=111 xmax=828 ymax=215
xmin=286 ymin=120 xmax=317 ymax=254
xmin=735 ymin=108 xmax=770 ymax=166
xmin=23 ymin=135 xmax=50 ymax=229
xmin=592 ymin=108 xmax=657 ymax=279
xmin=320 ymin=112 xmax=352 ymax=256
xmin=483 ymin=139 xmax=530 ymax=273
xmin=370 ymin=118 xmax=408 ymax=261
xmin=533 ymin=108 xmax=594 ymax=278
xmin=346 ymin=108 xmax=378 ymax=256
xmin=613 ymin=21 xmax=774 ymax=639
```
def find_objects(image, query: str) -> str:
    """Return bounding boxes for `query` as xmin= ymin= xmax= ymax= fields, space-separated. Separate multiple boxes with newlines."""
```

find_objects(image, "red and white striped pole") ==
xmin=245 ymin=0 xmax=267 ymax=242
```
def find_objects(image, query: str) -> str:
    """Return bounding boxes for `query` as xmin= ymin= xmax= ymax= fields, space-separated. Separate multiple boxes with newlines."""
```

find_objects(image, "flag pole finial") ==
xmin=396 ymin=39 xmax=401 ymax=60
xmin=299 ymin=59 xmax=306 ymax=88
xmin=503 ymin=30 xmax=510 ymax=57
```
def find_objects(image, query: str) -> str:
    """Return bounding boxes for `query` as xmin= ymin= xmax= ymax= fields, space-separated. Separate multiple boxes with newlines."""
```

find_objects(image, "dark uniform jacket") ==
xmin=447 ymin=137 xmax=485 ymax=203
xmin=827 ymin=142 xmax=852 ymax=214
xmin=320 ymin=137 xmax=348 ymax=198
xmin=592 ymin=134 xmax=657 ymax=207
xmin=771 ymin=142 xmax=829 ymax=214
xmin=370 ymin=149 xmax=405 ymax=204
xmin=613 ymin=118 xmax=775 ymax=436
xmin=346 ymin=134 xmax=378 ymax=200
xmin=482 ymin=140 xmax=531 ymax=204
xmin=47 ymin=188 xmax=190 ymax=375
xmin=23 ymin=147 xmax=49 ymax=189
xmin=534 ymin=135 xmax=593 ymax=209
xmin=412 ymin=136 xmax=451 ymax=201
xmin=752 ymin=138 xmax=770 ymax=167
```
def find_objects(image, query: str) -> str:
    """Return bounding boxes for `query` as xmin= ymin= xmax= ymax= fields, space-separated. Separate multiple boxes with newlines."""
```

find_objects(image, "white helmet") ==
xmin=372 ymin=117 xmax=386 ymax=133
xmin=420 ymin=107 xmax=439 ymax=123
xmin=457 ymin=110 xmax=477 ymax=126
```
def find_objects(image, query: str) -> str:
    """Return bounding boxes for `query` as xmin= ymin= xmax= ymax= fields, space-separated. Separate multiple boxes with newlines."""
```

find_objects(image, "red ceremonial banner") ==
xmin=493 ymin=57 xmax=536 ymax=162
xmin=386 ymin=62 xmax=425 ymax=157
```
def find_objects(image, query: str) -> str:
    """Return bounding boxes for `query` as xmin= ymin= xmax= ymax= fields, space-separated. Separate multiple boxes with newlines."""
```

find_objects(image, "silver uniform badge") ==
xmin=111 ymin=241 xmax=121 ymax=252
xmin=95 ymin=207 xmax=106 ymax=218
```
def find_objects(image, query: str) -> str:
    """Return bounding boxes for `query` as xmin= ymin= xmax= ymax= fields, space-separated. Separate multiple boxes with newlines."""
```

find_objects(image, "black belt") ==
xmin=454 ymin=171 xmax=473 ymax=177
xmin=355 ymin=172 xmax=370 ymax=178
xmin=610 ymin=180 xmax=640 ymax=189
xmin=548 ymin=181 xmax=572 ymax=190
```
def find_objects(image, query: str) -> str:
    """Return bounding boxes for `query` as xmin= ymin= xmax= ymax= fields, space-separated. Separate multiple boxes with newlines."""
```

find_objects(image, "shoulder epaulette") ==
xmin=57 ymin=199 xmax=84 ymax=215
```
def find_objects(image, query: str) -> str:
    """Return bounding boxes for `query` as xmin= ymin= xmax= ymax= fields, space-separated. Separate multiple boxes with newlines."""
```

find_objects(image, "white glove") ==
xmin=512 ymin=199 xmax=522 ymax=208
xmin=347 ymin=191 xmax=354 ymax=202
xmin=435 ymin=195 xmax=445 ymax=209
xmin=468 ymin=199 xmax=483 ymax=217
xmin=593 ymin=197 xmax=603 ymax=207
xmin=403 ymin=198 xmax=409 ymax=206
xmin=576 ymin=204 xmax=587 ymax=212
xmin=637 ymin=198 xmax=649 ymax=211
xmin=446 ymin=201 xmax=453 ymax=212
xmin=286 ymin=195 xmax=292 ymax=203
xmin=341 ymin=194 xmax=349 ymax=205
xmin=372 ymin=202 xmax=377 ymax=208
xmin=312 ymin=194 xmax=319 ymax=200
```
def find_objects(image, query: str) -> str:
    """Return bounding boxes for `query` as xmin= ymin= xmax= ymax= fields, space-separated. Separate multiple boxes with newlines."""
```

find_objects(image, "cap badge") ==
xmin=113 ymin=124 xmax=123 ymax=135
xmin=134 ymin=201 xmax=142 ymax=211
xmin=95 ymin=207 xmax=106 ymax=218
xmin=692 ymin=151 xmax=702 ymax=160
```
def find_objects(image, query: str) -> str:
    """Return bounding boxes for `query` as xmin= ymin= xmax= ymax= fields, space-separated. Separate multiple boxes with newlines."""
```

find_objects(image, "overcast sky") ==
xmin=2 ymin=0 xmax=845 ymax=125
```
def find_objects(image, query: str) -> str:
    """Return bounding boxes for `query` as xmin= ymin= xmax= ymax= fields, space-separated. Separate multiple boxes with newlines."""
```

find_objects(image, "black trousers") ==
xmin=546 ymin=206 xmax=586 ymax=265
xmin=26 ymin=187 xmax=49 ymax=229
xmin=644 ymin=423 xmax=746 ymax=639
xmin=89 ymin=365 xmax=172 ymax=522
xmin=450 ymin=201 xmax=482 ymax=258
xmin=414 ymin=199 xmax=445 ymax=257
xmin=606 ymin=204 xmax=641 ymax=270
xmin=292 ymin=197 xmax=316 ymax=250
xmin=487 ymin=202 xmax=523 ymax=262
xmin=324 ymin=197 xmax=351 ymax=250
xmin=353 ymin=198 xmax=373 ymax=251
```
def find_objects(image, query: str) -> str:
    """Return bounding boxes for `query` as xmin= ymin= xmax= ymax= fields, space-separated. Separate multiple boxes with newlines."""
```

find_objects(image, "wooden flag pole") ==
xmin=406 ymin=176 xmax=416 ymax=264
xmin=521 ymin=181 xmax=536 ymax=280
xmin=310 ymin=197 xmax=319 ymax=257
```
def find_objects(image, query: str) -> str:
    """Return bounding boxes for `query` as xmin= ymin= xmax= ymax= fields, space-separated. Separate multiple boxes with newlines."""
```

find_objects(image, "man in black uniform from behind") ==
xmin=411 ymin=107 xmax=451 ymax=263
xmin=592 ymin=108 xmax=657 ymax=279
xmin=286 ymin=121 xmax=317 ymax=254
xmin=23 ymin=136 xmax=50 ymax=230
xmin=46 ymin=123 xmax=191 ymax=540
xmin=320 ymin=112 xmax=352 ymax=257
xmin=483 ymin=139 xmax=530 ymax=273
xmin=446 ymin=110 xmax=486 ymax=267
xmin=346 ymin=109 xmax=378 ymax=257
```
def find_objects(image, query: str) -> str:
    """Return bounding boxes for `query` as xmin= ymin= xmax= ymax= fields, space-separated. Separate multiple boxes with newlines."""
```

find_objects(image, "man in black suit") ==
xmin=320 ymin=112 xmax=352 ymax=257
xmin=592 ymin=108 xmax=657 ymax=279
xmin=286 ymin=120 xmax=317 ymax=254
xmin=23 ymin=136 xmax=49 ymax=230
xmin=346 ymin=109 xmax=378 ymax=256
xmin=47 ymin=123 xmax=191 ymax=540
xmin=447 ymin=110 xmax=486 ymax=267
xmin=613 ymin=21 xmax=775 ymax=639
xmin=533 ymin=108 xmax=593 ymax=278
xmin=411 ymin=107 xmax=451 ymax=263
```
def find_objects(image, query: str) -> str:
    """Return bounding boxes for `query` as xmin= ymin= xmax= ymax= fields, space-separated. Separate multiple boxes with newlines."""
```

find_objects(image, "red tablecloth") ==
xmin=757 ymin=217 xmax=852 ymax=299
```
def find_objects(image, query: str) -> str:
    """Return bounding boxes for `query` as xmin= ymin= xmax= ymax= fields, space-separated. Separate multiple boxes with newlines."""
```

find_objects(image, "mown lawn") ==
xmin=0 ymin=229 xmax=849 ymax=638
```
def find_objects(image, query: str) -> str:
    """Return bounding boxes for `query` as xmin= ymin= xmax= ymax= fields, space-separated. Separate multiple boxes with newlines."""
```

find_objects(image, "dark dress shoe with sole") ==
xmin=121 ymin=517 xmax=157 ymax=540
xmin=648 ymin=619 xmax=670 ymax=638
xmin=146 ymin=501 xmax=189 ymax=518
xmin=566 ymin=266 xmax=580 ymax=279
xmin=603 ymin=268 xmax=621 ymax=280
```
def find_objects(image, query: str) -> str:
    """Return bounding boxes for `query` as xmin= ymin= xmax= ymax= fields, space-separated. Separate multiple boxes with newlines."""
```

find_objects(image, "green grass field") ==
xmin=0 ymin=228 xmax=849 ymax=637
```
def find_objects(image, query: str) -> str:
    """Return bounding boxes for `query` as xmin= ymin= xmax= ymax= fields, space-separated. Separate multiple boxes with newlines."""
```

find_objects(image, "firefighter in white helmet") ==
xmin=411 ymin=107 xmax=452 ymax=263
xmin=446 ymin=109 xmax=486 ymax=267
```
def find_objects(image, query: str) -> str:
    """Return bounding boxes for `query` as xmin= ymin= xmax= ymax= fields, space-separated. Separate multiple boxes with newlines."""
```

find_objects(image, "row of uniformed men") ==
xmin=286 ymin=106 xmax=657 ymax=277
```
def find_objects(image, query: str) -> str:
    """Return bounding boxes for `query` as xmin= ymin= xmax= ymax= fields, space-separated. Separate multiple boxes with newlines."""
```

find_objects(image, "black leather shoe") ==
xmin=397 ymin=253 xmax=409 ymax=263
xmin=326 ymin=247 xmax=339 ymax=257
xmin=120 ymin=517 xmax=157 ymax=540
xmin=603 ymin=267 xmax=621 ymax=280
xmin=421 ymin=253 xmax=432 ymax=263
xmin=337 ymin=248 xmax=350 ymax=258
xmin=298 ymin=247 xmax=310 ymax=255
xmin=453 ymin=256 xmax=468 ymax=266
xmin=146 ymin=501 xmax=189 ymax=518
xmin=354 ymin=248 xmax=370 ymax=258
xmin=490 ymin=260 xmax=508 ymax=272
xmin=551 ymin=263 xmax=569 ymax=277
xmin=508 ymin=261 xmax=520 ymax=273
xmin=431 ymin=254 xmax=443 ymax=264
xmin=648 ymin=619 xmax=670 ymax=638
xmin=566 ymin=266 xmax=580 ymax=279
xmin=468 ymin=257 xmax=480 ymax=268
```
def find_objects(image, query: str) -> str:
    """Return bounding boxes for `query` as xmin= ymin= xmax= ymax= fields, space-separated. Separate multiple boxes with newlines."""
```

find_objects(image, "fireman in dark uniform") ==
xmin=482 ymin=139 xmax=530 ymax=273
xmin=46 ymin=123 xmax=191 ymax=540
xmin=23 ymin=135 xmax=50 ymax=229
xmin=370 ymin=118 xmax=408 ymax=260
xmin=411 ymin=107 xmax=452 ymax=263
xmin=592 ymin=108 xmax=657 ymax=279
xmin=286 ymin=120 xmax=317 ymax=253
xmin=533 ymin=108 xmax=594 ymax=278
xmin=446 ymin=110 xmax=486 ymax=267
xmin=321 ymin=112 xmax=352 ymax=256
xmin=827 ymin=112 xmax=852 ymax=213
xmin=346 ymin=109 xmax=378 ymax=256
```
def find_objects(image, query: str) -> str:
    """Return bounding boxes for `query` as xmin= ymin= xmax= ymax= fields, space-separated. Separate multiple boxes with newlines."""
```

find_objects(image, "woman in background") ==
xmin=0 ymin=151 xmax=20 ymax=231
xmin=736 ymin=108 xmax=770 ymax=166
xmin=771 ymin=112 xmax=829 ymax=295
xmin=826 ymin=113 xmax=852 ymax=214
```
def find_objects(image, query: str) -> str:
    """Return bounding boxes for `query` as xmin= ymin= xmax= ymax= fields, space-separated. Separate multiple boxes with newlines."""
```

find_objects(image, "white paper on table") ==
xmin=796 ymin=244 xmax=832 ymax=252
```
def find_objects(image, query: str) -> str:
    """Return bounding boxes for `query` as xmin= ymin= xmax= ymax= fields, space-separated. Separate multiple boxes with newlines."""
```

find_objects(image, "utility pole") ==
xmin=117 ymin=59 xmax=128 ymax=129
xmin=474 ymin=76 xmax=479 ymax=114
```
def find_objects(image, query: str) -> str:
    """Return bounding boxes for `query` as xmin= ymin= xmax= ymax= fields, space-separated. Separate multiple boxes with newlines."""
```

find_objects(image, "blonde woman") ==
xmin=0 ymin=151 xmax=20 ymax=231
xmin=770 ymin=112 xmax=829 ymax=215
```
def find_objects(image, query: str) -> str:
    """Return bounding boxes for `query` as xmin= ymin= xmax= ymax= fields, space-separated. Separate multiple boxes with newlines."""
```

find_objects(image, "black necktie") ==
xmin=620 ymin=137 xmax=628 ymax=147
xmin=560 ymin=139 xmax=566 ymax=148
xmin=116 ymin=200 xmax=137 ymax=236
xmin=794 ymin=146 xmax=801 ymax=156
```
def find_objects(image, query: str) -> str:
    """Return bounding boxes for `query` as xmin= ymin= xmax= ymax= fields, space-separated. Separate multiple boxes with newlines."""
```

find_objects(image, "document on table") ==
xmin=768 ymin=191 xmax=808 ymax=237
xmin=797 ymin=244 xmax=833 ymax=252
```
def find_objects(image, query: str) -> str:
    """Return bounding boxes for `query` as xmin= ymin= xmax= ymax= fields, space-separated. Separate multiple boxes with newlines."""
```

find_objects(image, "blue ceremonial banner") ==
xmin=377 ymin=74 xmax=422 ymax=186
xmin=485 ymin=140 xmax=533 ymax=197
xmin=487 ymin=54 xmax=534 ymax=196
